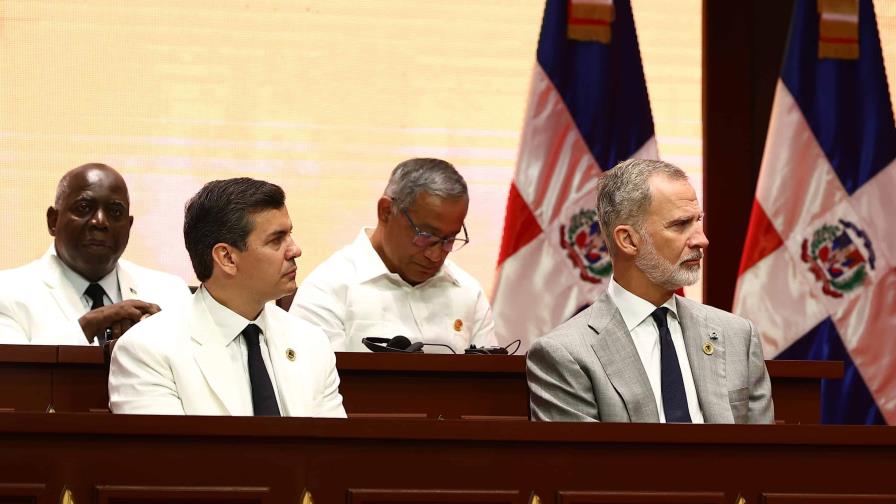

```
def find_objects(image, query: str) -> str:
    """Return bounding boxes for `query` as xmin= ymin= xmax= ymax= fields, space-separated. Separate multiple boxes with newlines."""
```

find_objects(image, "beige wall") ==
xmin=10 ymin=1 xmax=887 ymax=296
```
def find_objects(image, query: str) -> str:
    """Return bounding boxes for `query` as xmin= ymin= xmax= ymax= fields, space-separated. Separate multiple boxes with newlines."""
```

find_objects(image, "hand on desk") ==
xmin=79 ymin=300 xmax=161 ymax=343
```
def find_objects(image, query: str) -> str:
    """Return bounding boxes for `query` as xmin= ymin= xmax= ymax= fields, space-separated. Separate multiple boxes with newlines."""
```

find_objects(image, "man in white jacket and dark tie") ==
xmin=109 ymin=177 xmax=346 ymax=417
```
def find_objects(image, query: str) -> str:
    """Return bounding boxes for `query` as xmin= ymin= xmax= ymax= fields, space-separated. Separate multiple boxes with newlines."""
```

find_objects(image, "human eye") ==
xmin=71 ymin=200 xmax=92 ymax=215
xmin=108 ymin=204 xmax=126 ymax=218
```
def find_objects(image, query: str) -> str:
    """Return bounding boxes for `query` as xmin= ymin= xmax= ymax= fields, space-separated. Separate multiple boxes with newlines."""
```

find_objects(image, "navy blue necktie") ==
xmin=242 ymin=324 xmax=281 ymax=417
xmin=650 ymin=307 xmax=692 ymax=423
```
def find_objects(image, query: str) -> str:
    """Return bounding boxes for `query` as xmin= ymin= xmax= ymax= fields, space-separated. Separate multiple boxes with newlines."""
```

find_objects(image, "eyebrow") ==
xmin=422 ymin=224 xmax=462 ymax=239
xmin=664 ymin=212 xmax=703 ymax=227
xmin=265 ymin=227 xmax=292 ymax=241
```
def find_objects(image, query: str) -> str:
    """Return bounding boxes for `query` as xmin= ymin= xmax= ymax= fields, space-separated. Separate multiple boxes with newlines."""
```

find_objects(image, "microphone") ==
xmin=362 ymin=335 xmax=424 ymax=353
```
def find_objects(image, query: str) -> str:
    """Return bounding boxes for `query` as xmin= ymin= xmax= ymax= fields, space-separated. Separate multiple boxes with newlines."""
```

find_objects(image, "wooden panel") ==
xmin=53 ymin=346 xmax=108 ymax=413
xmin=558 ymin=492 xmax=726 ymax=504
xmin=347 ymin=489 xmax=522 ymax=504
xmin=0 ymin=365 xmax=51 ymax=412
xmin=762 ymin=494 xmax=896 ymax=503
xmin=0 ymin=414 xmax=895 ymax=503
xmin=95 ymin=485 xmax=270 ymax=504
xmin=0 ymin=484 xmax=44 ymax=504
xmin=0 ymin=345 xmax=844 ymax=423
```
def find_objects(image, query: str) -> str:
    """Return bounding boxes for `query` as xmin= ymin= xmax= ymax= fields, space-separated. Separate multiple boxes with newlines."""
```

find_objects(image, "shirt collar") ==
xmin=198 ymin=285 xmax=269 ymax=345
xmin=606 ymin=276 xmax=678 ymax=332
xmin=50 ymin=246 xmax=121 ymax=303
xmin=352 ymin=228 xmax=459 ymax=287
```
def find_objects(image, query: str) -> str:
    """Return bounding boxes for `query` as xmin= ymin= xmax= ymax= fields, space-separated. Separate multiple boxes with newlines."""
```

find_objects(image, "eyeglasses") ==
xmin=401 ymin=209 xmax=469 ymax=252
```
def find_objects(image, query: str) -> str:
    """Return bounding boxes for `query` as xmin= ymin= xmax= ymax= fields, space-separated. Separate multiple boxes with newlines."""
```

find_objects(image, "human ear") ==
xmin=377 ymin=197 xmax=393 ymax=224
xmin=614 ymin=225 xmax=640 ymax=257
xmin=46 ymin=207 xmax=58 ymax=236
xmin=211 ymin=243 xmax=239 ymax=277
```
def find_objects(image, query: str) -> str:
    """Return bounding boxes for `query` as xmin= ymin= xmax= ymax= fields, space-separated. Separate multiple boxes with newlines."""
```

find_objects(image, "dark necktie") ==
xmin=650 ymin=307 xmax=692 ymax=423
xmin=84 ymin=283 xmax=108 ymax=344
xmin=84 ymin=283 xmax=106 ymax=310
xmin=242 ymin=324 xmax=281 ymax=417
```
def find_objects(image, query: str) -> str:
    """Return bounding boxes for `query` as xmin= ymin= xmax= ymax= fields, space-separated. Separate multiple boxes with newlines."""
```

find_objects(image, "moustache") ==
xmin=680 ymin=252 xmax=704 ymax=264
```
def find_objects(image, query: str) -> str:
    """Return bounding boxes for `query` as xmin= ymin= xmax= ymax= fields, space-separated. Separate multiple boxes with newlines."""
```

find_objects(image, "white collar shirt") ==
xmin=606 ymin=277 xmax=705 ymax=423
xmin=52 ymin=246 xmax=122 ymax=310
xmin=292 ymin=228 xmax=497 ymax=354
xmin=198 ymin=286 xmax=285 ymax=416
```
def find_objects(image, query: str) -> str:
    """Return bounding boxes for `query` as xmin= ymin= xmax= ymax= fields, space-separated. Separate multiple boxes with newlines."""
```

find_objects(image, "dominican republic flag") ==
xmin=733 ymin=0 xmax=896 ymax=424
xmin=492 ymin=0 xmax=657 ymax=352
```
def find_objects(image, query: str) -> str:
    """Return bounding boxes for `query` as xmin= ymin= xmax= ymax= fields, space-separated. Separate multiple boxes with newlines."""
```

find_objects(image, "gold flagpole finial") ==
xmin=300 ymin=489 xmax=315 ymax=504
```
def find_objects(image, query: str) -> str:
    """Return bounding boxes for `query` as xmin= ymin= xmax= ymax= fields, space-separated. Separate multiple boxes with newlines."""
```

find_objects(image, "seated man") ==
xmin=109 ymin=177 xmax=345 ymax=417
xmin=0 ymin=163 xmax=190 ymax=345
xmin=527 ymin=159 xmax=774 ymax=423
xmin=291 ymin=158 xmax=496 ymax=353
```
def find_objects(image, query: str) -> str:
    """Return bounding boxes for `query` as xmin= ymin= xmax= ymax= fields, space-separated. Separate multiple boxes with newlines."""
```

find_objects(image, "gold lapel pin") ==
xmin=703 ymin=342 xmax=714 ymax=355
xmin=286 ymin=348 xmax=296 ymax=361
xmin=453 ymin=319 xmax=463 ymax=332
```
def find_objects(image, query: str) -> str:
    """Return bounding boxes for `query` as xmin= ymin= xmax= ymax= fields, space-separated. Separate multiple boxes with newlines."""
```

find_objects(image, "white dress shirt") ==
xmin=198 ymin=287 xmax=285 ymax=415
xmin=56 ymin=251 xmax=123 ymax=310
xmin=291 ymin=228 xmax=497 ymax=354
xmin=606 ymin=278 xmax=705 ymax=423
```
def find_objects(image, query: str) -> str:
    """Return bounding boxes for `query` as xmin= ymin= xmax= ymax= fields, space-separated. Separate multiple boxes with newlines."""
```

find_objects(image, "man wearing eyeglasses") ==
xmin=290 ymin=158 xmax=497 ymax=353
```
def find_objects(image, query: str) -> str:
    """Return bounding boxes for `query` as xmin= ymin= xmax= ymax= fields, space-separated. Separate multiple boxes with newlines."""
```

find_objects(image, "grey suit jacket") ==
xmin=526 ymin=292 xmax=774 ymax=423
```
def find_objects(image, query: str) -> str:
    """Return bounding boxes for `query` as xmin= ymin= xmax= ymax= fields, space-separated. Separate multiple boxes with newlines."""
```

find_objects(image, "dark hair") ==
xmin=183 ymin=177 xmax=286 ymax=281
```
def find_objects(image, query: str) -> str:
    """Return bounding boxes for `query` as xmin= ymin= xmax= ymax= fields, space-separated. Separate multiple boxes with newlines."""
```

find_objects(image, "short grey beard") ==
xmin=634 ymin=231 xmax=701 ymax=291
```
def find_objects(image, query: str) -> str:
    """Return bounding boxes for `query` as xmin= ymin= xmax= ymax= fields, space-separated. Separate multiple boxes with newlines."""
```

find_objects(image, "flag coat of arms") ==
xmin=492 ymin=0 xmax=657 ymax=351
xmin=734 ymin=0 xmax=896 ymax=424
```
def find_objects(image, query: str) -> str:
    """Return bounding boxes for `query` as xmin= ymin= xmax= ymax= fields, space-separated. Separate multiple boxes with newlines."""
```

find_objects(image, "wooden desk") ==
xmin=0 ymin=413 xmax=892 ymax=504
xmin=0 ymin=345 xmax=843 ymax=423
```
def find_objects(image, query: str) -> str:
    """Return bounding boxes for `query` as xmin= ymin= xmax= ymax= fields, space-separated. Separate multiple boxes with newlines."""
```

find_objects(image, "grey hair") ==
xmin=383 ymin=158 xmax=468 ymax=212
xmin=596 ymin=158 xmax=688 ymax=256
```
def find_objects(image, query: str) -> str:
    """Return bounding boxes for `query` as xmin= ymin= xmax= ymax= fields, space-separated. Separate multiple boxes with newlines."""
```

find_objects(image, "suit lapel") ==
xmin=264 ymin=311 xmax=311 ymax=416
xmin=676 ymin=296 xmax=732 ymax=423
xmin=40 ymin=251 xmax=86 ymax=322
xmin=116 ymin=262 xmax=139 ymax=301
xmin=587 ymin=293 xmax=660 ymax=422
xmin=188 ymin=295 xmax=243 ymax=415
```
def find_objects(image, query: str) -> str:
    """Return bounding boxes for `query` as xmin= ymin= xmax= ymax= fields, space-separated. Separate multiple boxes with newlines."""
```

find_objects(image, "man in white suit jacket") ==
xmin=0 ymin=163 xmax=190 ymax=345
xmin=109 ymin=177 xmax=345 ymax=417
xmin=527 ymin=159 xmax=773 ymax=424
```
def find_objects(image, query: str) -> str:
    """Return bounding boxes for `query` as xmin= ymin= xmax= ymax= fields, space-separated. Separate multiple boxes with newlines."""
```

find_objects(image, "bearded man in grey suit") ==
xmin=527 ymin=159 xmax=773 ymax=424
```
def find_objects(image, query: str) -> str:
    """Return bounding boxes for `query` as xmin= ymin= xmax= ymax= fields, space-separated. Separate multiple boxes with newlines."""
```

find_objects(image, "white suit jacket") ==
xmin=0 ymin=249 xmax=191 ymax=345
xmin=108 ymin=290 xmax=346 ymax=417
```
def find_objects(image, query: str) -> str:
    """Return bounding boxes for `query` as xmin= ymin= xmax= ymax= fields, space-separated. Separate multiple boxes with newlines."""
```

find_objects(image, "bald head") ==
xmin=47 ymin=163 xmax=134 ymax=282
xmin=54 ymin=163 xmax=130 ymax=209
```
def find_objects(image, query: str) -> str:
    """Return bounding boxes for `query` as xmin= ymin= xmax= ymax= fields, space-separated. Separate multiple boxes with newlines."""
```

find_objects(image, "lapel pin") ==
xmin=703 ymin=342 xmax=714 ymax=355
xmin=129 ymin=287 xmax=137 ymax=295
xmin=454 ymin=319 xmax=463 ymax=332
xmin=286 ymin=348 xmax=296 ymax=361
xmin=710 ymin=331 xmax=718 ymax=340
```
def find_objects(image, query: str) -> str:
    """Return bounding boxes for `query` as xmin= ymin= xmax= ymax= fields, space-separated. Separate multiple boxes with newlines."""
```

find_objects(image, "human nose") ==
xmin=90 ymin=208 xmax=109 ymax=228
xmin=689 ymin=224 xmax=709 ymax=249
xmin=422 ymin=240 xmax=448 ymax=262
xmin=286 ymin=236 xmax=302 ymax=260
